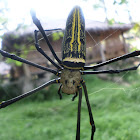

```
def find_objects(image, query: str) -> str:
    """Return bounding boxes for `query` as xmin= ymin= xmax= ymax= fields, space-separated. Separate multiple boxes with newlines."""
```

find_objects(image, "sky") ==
xmin=0 ymin=0 xmax=140 ymax=48
xmin=1 ymin=0 xmax=140 ymax=30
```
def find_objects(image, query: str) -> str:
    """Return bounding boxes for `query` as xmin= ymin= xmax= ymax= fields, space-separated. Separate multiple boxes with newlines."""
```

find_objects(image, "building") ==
xmin=2 ymin=19 xmax=132 ymax=79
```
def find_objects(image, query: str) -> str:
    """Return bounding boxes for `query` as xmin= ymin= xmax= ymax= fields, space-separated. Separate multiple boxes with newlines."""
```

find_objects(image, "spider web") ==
xmin=0 ymin=25 xmax=140 ymax=140
xmin=0 ymin=26 xmax=139 ymax=109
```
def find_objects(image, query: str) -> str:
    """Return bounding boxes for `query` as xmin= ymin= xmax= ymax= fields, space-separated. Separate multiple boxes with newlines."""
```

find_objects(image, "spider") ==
xmin=0 ymin=6 xmax=140 ymax=140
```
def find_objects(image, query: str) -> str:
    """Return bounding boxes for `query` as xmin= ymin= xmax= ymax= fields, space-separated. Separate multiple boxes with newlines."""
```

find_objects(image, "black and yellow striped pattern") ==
xmin=62 ymin=6 xmax=86 ymax=69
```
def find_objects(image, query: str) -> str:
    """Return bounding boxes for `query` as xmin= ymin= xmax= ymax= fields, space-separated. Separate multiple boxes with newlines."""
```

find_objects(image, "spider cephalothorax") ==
xmin=60 ymin=69 xmax=81 ymax=94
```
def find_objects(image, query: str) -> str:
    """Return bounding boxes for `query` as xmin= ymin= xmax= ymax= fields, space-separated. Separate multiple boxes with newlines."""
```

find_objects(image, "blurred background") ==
xmin=0 ymin=0 xmax=140 ymax=140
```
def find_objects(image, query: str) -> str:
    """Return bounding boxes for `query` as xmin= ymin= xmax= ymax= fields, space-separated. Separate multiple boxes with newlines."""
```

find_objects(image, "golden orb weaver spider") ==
xmin=1 ymin=6 xmax=140 ymax=140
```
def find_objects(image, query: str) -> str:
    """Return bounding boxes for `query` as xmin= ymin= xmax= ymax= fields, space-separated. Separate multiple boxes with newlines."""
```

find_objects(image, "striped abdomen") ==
xmin=62 ymin=6 xmax=86 ymax=69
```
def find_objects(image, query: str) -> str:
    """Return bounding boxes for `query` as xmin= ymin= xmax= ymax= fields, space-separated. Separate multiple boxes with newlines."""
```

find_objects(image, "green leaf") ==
xmin=93 ymin=4 xmax=103 ymax=9
xmin=59 ymin=32 xmax=64 ymax=37
xmin=108 ymin=18 xmax=115 ymax=25
xmin=52 ymin=31 xmax=64 ymax=41
xmin=15 ymin=61 xmax=23 ymax=66
xmin=119 ymin=0 xmax=128 ymax=5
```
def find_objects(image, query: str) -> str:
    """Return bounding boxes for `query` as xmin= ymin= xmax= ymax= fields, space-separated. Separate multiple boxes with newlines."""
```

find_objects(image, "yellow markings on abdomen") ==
xmin=77 ymin=9 xmax=81 ymax=54
xmin=70 ymin=9 xmax=76 ymax=53
xmin=69 ymin=8 xmax=82 ymax=56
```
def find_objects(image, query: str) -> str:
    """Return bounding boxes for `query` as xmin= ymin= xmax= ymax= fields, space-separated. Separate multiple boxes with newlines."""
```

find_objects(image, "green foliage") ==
xmin=26 ymin=84 xmax=60 ymax=102
xmin=113 ymin=0 xmax=128 ymax=5
xmin=108 ymin=18 xmax=115 ymax=25
xmin=93 ymin=0 xmax=105 ymax=10
xmin=6 ymin=58 xmax=23 ymax=66
xmin=126 ymin=23 xmax=140 ymax=51
xmin=0 ymin=14 xmax=8 ymax=31
xmin=0 ymin=54 xmax=2 ymax=61
xmin=0 ymin=77 xmax=60 ymax=102
xmin=93 ymin=4 xmax=103 ymax=10
xmin=52 ymin=31 xmax=64 ymax=41
xmin=131 ymin=22 xmax=140 ymax=36
xmin=15 ymin=24 xmax=28 ymax=31
xmin=0 ymin=83 xmax=22 ymax=101
xmin=0 ymin=74 xmax=140 ymax=139
xmin=5 ymin=44 xmax=35 ymax=67
xmin=0 ymin=1 xmax=9 ymax=32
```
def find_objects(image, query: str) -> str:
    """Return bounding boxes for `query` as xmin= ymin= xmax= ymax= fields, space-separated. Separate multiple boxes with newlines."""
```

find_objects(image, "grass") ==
xmin=0 ymin=73 xmax=140 ymax=140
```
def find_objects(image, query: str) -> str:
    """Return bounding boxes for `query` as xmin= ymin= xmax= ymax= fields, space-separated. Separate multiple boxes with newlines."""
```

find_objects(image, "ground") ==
xmin=0 ymin=73 xmax=140 ymax=140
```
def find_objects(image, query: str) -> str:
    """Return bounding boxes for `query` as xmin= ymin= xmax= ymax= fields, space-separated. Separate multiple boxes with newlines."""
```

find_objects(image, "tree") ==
xmin=113 ymin=0 xmax=133 ymax=23
xmin=93 ymin=0 xmax=108 ymax=23
xmin=0 ymin=0 xmax=8 ymax=32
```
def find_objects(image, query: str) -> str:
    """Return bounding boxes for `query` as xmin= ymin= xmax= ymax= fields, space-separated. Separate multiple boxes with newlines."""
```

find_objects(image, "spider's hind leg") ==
xmin=76 ymin=86 xmax=82 ymax=140
xmin=81 ymin=80 xmax=96 ymax=140
xmin=0 ymin=78 xmax=59 ymax=109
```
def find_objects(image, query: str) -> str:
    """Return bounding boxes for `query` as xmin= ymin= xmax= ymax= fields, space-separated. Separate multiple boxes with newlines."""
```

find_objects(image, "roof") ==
xmin=85 ymin=20 xmax=133 ymax=33
xmin=1 ymin=19 xmax=133 ymax=51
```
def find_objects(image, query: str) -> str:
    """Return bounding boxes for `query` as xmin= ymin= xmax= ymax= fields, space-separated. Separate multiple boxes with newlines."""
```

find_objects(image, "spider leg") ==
xmin=72 ymin=92 xmax=78 ymax=101
xmin=81 ymin=63 xmax=140 ymax=75
xmin=30 ymin=9 xmax=62 ymax=66
xmin=58 ymin=84 xmax=62 ymax=100
xmin=35 ymin=28 xmax=62 ymax=32
xmin=0 ymin=49 xmax=58 ymax=75
xmin=76 ymin=86 xmax=82 ymax=140
xmin=0 ymin=78 xmax=60 ymax=109
xmin=81 ymin=80 xmax=96 ymax=140
xmin=34 ymin=30 xmax=62 ymax=70
xmin=84 ymin=51 xmax=140 ymax=70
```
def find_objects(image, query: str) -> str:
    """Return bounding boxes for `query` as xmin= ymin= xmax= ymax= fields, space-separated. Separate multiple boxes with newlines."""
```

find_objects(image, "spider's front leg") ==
xmin=30 ymin=9 xmax=62 ymax=66
xmin=0 ymin=49 xmax=58 ymax=75
xmin=84 ymin=51 xmax=140 ymax=70
xmin=34 ymin=29 xmax=63 ymax=70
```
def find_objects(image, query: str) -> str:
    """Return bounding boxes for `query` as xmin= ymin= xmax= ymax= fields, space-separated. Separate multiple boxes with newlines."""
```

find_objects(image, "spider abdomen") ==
xmin=62 ymin=6 xmax=86 ymax=69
